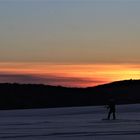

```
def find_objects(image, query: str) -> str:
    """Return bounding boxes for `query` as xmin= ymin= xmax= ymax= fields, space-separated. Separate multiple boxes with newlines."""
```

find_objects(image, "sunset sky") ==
xmin=0 ymin=0 xmax=140 ymax=87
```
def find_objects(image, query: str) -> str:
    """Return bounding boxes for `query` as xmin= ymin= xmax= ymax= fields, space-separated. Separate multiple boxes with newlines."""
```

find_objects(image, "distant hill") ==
xmin=0 ymin=79 xmax=140 ymax=110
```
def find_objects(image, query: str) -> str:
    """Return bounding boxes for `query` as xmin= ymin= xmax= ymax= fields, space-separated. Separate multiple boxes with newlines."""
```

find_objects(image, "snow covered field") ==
xmin=0 ymin=104 xmax=140 ymax=140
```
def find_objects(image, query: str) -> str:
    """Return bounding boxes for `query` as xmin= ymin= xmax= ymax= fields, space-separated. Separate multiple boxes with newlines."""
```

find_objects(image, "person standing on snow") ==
xmin=107 ymin=99 xmax=116 ymax=120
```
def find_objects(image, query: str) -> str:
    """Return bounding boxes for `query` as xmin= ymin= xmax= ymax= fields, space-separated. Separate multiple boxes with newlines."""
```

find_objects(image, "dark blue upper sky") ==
xmin=0 ymin=0 xmax=140 ymax=64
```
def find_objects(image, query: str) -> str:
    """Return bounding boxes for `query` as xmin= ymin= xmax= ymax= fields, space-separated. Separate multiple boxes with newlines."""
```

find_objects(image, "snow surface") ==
xmin=0 ymin=104 xmax=140 ymax=140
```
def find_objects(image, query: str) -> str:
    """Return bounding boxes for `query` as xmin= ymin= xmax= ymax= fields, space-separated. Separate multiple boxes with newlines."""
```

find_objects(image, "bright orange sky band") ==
xmin=0 ymin=62 xmax=139 ymax=87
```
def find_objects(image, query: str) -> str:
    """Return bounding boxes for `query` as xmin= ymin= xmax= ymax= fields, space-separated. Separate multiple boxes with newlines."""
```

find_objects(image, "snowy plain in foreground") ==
xmin=0 ymin=104 xmax=140 ymax=140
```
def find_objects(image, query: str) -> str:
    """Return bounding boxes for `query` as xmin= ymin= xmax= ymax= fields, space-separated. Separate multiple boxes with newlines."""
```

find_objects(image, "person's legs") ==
xmin=113 ymin=111 xmax=116 ymax=120
xmin=108 ymin=110 xmax=111 ymax=120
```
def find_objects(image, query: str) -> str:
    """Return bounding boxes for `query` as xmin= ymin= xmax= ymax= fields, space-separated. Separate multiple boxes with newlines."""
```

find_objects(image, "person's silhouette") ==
xmin=107 ymin=99 xmax=116 ymax=120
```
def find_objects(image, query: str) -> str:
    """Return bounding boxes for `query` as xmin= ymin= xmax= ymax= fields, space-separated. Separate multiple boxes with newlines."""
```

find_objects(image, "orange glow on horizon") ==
xmin=0 ymin=62 xmax=139 ymax=87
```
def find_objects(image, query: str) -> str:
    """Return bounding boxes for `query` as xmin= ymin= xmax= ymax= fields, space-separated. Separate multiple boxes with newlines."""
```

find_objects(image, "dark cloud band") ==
xmin=0 ymin=74 xmax=106 ymax=87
